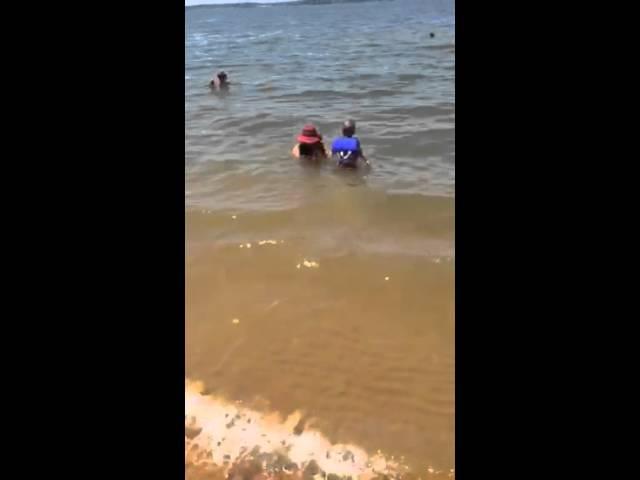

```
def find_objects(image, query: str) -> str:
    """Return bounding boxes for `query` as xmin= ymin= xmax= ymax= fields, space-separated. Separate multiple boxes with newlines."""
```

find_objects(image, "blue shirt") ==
xmin=331 ymin=136 xmax=362 ymax=167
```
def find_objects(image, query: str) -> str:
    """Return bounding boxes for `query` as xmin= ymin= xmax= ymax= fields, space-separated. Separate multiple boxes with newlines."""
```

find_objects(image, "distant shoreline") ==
xmin=186 ymin=0 xmax=299 ymax=8
xmin=185 ymin=0 xmax=386 ymax=9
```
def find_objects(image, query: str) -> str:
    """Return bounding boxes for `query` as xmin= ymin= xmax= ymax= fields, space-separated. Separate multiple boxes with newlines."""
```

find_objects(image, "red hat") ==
xmin=297 ymin=124 xmax=322 ymax=144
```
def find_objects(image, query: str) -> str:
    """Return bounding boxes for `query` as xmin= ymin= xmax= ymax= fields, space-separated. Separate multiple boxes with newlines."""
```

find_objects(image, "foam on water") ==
xmin=185 ymin=379 xmax=410 ymax=479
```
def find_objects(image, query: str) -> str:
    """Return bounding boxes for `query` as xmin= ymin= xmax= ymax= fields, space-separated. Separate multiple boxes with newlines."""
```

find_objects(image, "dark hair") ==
xmin=342 ymin=119 xmax=356 ymax=137
xmin=299 ymin=142 xmax=324 ymax=157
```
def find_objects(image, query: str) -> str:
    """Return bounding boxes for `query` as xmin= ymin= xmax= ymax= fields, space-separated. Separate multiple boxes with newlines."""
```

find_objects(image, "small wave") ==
xmin=272 ymin=89 xmax=399 ymax=102
xmin=185 ymin=379 xmax=410 ymax=479
xmin=379 ymin=105 xmax=450 ymax=118
xmin=256 ymin=30 xmax=284 ymax=38
xmin=396 ymin=73 xmax=428 ymax=82
xmin=418 ymin=43 xmax=455 ymax=52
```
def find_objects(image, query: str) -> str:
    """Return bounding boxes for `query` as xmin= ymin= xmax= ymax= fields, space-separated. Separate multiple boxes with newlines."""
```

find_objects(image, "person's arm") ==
xmin=327 ymin=139 xmax=336 ymax=159
xmin=322 ymin=142 xmax=330 ymax=158
xmin=291 ymin=144 xmax=300 ymax=158
xmin=356 ymin=139 xmax=370 ymax=166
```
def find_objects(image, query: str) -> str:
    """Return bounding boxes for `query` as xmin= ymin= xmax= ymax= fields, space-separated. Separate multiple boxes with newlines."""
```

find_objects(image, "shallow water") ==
xmin=185 ymin=0 xmax=455 ymax=476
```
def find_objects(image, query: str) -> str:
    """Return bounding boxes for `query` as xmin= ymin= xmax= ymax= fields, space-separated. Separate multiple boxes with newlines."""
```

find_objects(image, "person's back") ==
xmin=332 ymin=136 xmax=361 ymax=167
xmin=298 ymin=142 xmax=325 ymax=158
xmin=331 ymin=120 xmax=369 ymax=168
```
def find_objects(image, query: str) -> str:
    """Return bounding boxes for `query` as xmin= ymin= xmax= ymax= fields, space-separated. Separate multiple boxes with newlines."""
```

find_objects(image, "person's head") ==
xmin=429 ymin=32 xmax=435 ymax=38
xmin=297 ymin=124 xmax=324 ymax=156
xmin=342 ymin=119 xmax=356 ymax=137
xmin=297 ymin=124 xmax=323 ymax=145
xmin=217 ymin=71 xmax=228 ymax=83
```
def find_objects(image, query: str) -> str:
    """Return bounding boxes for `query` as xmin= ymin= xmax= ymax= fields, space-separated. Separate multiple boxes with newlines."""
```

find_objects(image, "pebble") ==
xmin=385 ymin=276 xmax=390 ymax=281
xmin=232 ymin=215 xmax=237 ymax=219
xmin=232 ymin=318 xmax=240 ymax=324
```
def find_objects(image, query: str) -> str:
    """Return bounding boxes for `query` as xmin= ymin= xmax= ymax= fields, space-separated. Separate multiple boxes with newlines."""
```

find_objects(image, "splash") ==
xmin=296 ymin=259 xmax=319 ymax=269
xmin=185 ymin=379 xmax=409 ymax=480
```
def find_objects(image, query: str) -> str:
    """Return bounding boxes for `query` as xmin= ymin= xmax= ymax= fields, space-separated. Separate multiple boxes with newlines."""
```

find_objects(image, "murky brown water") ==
xmin=186 ymin=192 xmax=454 ymax=474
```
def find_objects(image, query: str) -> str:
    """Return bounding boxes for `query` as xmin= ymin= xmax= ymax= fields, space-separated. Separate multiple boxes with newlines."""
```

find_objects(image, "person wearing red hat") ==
xmin=291 ymin=124 xmax=329 ymax=160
